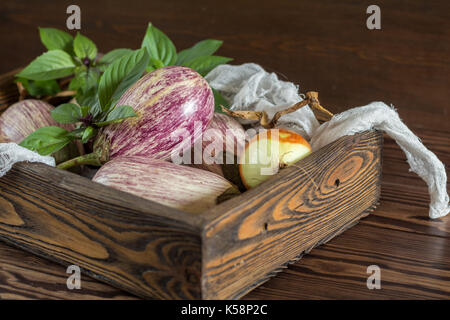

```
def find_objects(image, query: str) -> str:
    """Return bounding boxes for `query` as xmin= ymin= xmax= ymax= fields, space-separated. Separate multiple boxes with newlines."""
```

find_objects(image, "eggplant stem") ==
xmin=57 ymin=152 xmax=102 ymax=170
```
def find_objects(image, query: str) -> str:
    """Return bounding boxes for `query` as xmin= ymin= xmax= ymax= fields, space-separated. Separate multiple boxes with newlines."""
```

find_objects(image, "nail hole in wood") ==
xmin=263 ymin=222 xmax=268 ymax=231
xmin=334 ymin=179 xmax=340 ymax=187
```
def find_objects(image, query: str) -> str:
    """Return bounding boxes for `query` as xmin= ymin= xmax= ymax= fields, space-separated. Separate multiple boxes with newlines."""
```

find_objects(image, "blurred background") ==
xmin=1 ymin=0 xmax=449 ymax=120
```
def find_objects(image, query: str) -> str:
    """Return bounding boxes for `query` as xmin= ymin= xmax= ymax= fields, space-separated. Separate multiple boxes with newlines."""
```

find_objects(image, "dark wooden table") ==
xmin=0 ymin=0 xmax=449 ymax=299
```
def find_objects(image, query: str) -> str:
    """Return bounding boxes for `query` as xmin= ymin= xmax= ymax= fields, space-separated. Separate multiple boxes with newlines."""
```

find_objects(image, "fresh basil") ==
xmin=150 ymin=58 xmax=165 ymax=69
xmin=16 ymin=50 xmax=76 ymax=81
xmin=19 ymin=126 xmax=71 ymax=156
xmin=176 ymin=39 xmax=223 ymax=65
xmin=17 ymin=78 xmax=60 ymax=97
xmin=80 ymin=105 xmax=90 ymax=118
xmin=94 ymin=105 xmax=137 ymax=127
xmin=183 ymin=55 xmax=232 ymax=76
xmin=39 ymin=28 xmax=74 ymax=54
xmin=98 ymin=48 xmax=149 ymax=112
xmin=81 ymin=126 xmax=97 ymax=143
xmin=64 ymin=127 xmax=85 ymax=140
xmin=99 ymin=48 xmax=133 ymax=67
xmin=141 ymin=23 xmax=177 ymax=67
xmin=76 ymin=87 xmax=98 ymax=113
xmin=69 ymin=67 xmax=100 ymax=95
xmin=211 ymin=87 xmax=229 ymax=113
xmin=18 ymin=23 xmax=234 ymax=169
xmin=50 ymin=103 xmax=82 ymax=124
xmin=73 ymin=33 xmax=97 ymax=60
xmin=87 ymin=99 xmax=102 ymax=119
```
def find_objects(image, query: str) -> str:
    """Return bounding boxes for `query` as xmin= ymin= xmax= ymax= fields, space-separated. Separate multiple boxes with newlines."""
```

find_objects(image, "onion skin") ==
xmin=98 ymin=66 xmax=214 ymax=161
xmin=0 ymin=99 xmax=72 ymax=143
xmin=92 ymin=156 xmax=238 ymax=214
xmin=189 ymin=113 xmax=246 ymax=176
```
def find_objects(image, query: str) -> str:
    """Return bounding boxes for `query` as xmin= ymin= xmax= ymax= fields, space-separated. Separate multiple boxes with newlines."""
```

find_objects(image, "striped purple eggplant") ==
xmin=97 ymin=66 xmax=214 ymax=161
xmin=92 ymin=156 xmax=238 ymax=214
xmin=0 ymin=99 xmax=72 ymax=143
xmin=189 ymin=113 xmax=246 ymax=176
xmin=0 ymin=99 xmax=79 ymax=164
xmin=208 ymin=113 xmax=246 ymax=155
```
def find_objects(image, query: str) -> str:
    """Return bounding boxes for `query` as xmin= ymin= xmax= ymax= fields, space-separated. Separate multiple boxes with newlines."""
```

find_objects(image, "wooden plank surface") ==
xmin=0 ymin=0 xmax=449 ymax=299
xmin=0 ymin=162 xmax=204 ymax=299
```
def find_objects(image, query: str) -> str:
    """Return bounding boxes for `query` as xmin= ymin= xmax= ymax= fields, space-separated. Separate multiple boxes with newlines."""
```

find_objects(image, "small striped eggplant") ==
xmin=0 ymin=99 xmax=79 ymax=163
xmin=0 ymin=99 xmax=70 ymax=143
xmin=92 ymin=156 xmax=239 ymax=214
xmin=189 ymin=113 xmax=246 ymax=177
xmin=97 ymin=66 xmax=214 ymax=161
xmin=208 ymin=113 xmax=246 ymax=156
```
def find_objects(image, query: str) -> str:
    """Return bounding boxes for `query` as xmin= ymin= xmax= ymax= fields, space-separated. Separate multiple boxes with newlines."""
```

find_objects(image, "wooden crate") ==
xmin=0 ymin=70 xmax=383 ymax=299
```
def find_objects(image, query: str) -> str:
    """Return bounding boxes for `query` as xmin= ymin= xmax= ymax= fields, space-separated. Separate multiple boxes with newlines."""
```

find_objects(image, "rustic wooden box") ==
xmin=0 ymin=70 xmax=383 ymax=299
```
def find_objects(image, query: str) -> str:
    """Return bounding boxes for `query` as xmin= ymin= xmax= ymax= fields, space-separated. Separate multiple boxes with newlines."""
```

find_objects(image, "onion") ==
xmin=98 ymin=66 xmax=214 ymax=161
xmin=240 ymin=128 xmax=312 ymax=189
xmin=92 ymin=156 xmax=238 ymax=214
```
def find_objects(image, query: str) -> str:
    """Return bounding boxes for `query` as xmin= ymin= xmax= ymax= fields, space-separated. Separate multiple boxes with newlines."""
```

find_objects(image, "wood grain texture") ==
xmin=243 ymin=202 xmax=450 ymax=299
xmin=0 ymin=0 xmax=448 ymax=300
xmin=0 ymin=243 xmax=138 ymax=299
xmin=202 ymin=131 xmax=382 ymax=299
xmin=0 ymin=50 xmax=383 ymax=300
xmin=0 ymin=163 xmax=203 ymax=299
xmin=0 ymin=127 xmax=381 ymax=300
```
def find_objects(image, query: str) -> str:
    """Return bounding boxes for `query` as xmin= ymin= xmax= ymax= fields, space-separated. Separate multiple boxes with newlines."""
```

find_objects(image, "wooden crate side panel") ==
xmin=0 ymin=163 xmax=202 ymax=299
xmin=202 ymin=131 xmax=383 ymax=299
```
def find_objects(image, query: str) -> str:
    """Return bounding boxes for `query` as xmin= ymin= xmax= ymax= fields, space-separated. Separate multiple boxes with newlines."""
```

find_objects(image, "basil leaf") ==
xmin=19 ymin=126 xmax=71 ymax=156
xmin=211 ymin=87 xmax=229 ymax=113
xmin=81 ymin=126 xmax=97 ymax=143
xmin=80 ymin=105 xmax=90 ymax=117
xmin=64 ymin=127 xmax=85 ymax=139
xmin=16 ymin=50 xmax=76 ymax=81
xmin=17 ymin=78 xmax=60 ymax=97
xmin=69 ymin=68 xmax=100 ymax=95
xmin=39 ymin=28 xmax=74 ymax=54
xmin=94 ymin=105 xmax=137 ymax=127
xmin=89 ymin=99 xmax=103 ymax=119
xmin=176 ymin=39 xmax=223 ymax=65
xmin=99 ymin=48 xmax=133 ymax=68
xmin=50 ymin=103 xmax=82 ymax=124
xmin=106 ymin=105 xmax=137 ymax=121
xmin=68 ymin=75 xmax=82 ymax=91
xmin=150 ymin=58 xmax=165 ymax=69
xmin=73 ymin=33 xmax=97 ymax=60
xmin=76 ymin=88 xmax=98 ymax=111
xmin=98 ymin=48 xmax=149 ymax=112
xmin=145 ymin=65 xmax=156 ymax=73
xmin=183 ymin=55 xmax=232 ymax=76
xmin=141 ymin=23 xmax=177 ymax=66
